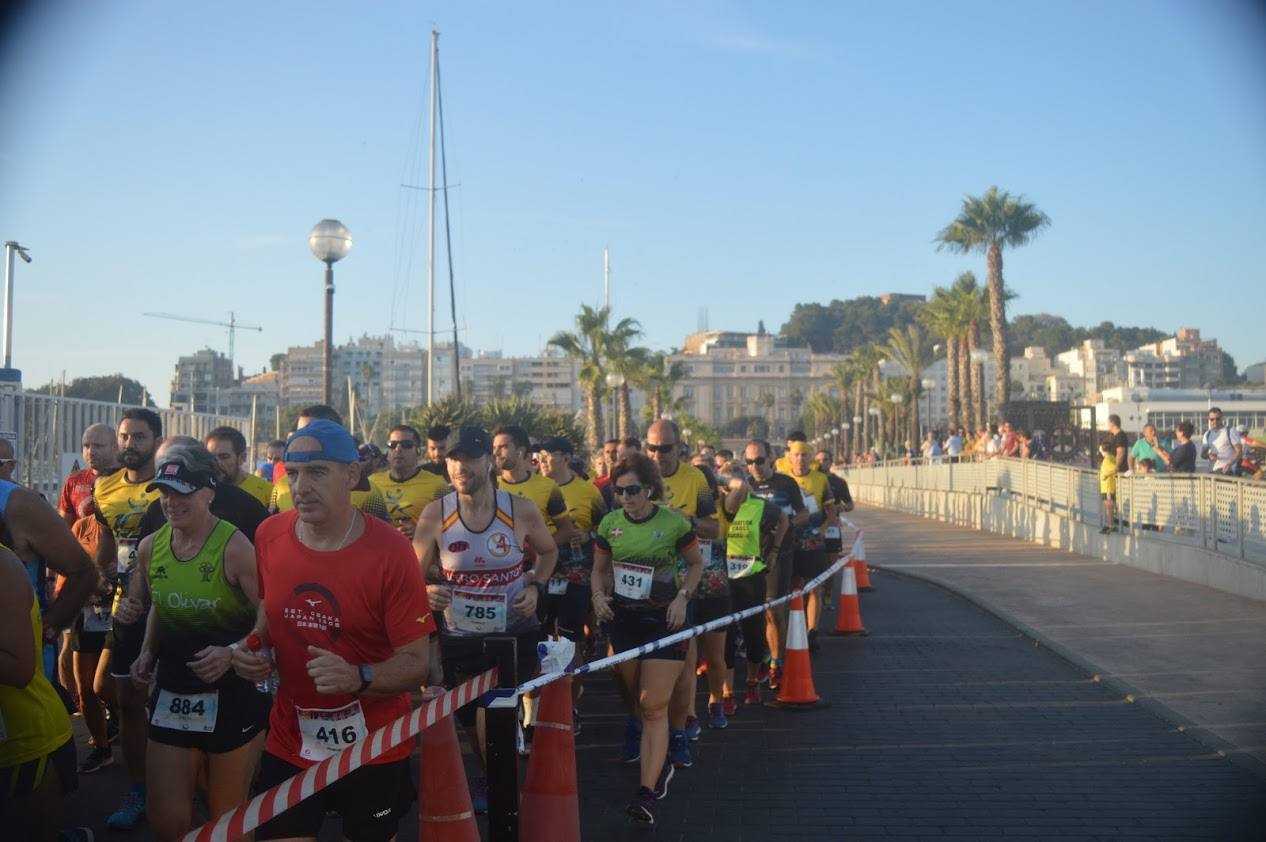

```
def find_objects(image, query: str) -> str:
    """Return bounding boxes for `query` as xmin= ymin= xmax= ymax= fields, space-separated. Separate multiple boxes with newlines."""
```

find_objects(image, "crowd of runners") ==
xmin=1 ymin=406 xmax=853 ymax=839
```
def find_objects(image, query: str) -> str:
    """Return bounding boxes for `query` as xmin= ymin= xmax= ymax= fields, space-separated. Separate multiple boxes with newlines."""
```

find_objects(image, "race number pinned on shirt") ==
xmin=452 ymin=590 xmax=508 ymax=634
xmin=613 ymin=562 xmax=654 ymax=600
xmin=116 ymin=540 xmax=138 ymax=576
xmin=296 ymin=700 xmax=369 ymax=761
xmin=697 ymin=539 xmax=713 ymax=565
xmin=151 ymin=689 xmax=219 ymax=733
xmin=82 ymin=605 xmax=112 ymax=632
xmin=803 ymin=494 xmax=820 ymax=515
xmin=547 ymin=576 xmax=568 ymax=596
xmin=726 ymin=555 xmax=758 ymax=579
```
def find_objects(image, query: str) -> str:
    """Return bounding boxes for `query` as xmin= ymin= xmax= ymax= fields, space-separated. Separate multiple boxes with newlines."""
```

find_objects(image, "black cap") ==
xmin=146 ymin=461 xmax=217 ymax=496
xmin=447 ymin=425 xmax=492 ymax=458
xmin=537 ymin=436 xmax=573 ymax=455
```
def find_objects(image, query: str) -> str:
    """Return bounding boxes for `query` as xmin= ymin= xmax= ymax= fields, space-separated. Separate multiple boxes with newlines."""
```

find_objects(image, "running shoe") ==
xmin=695 ymin=659 xmax=708 ymax=677
xmin=743 ymin=682 xmax=761 ymax=706
xmin=684 ymin=715 xmax=701 ymax=742
xmin=768 ymin=660 xmax=783 ymax=691
xmin=107 ymin=716 xmax=120 ymax=745
xmin=755 ymin=658 xmax=771 ymax=685
xmin=722 ymin=694 xmax=738 ymax=717
xmin=626 ymin=786 xmax=656 ymax=827
xmin=471 ymin=776 xmax=489 ymax=815
xmin=707 ymin=702 xmax=728 ymax=730
xmin=58 ymin=829 xmax=94 ymax=842
xmin=654 ymin=760 xmax=675 ymax=799
xmin=808 ymin=629 xmax=821 ymax=654
xmin=669 ymin=730 xmax=692 ymax=768
xmin=572 ymin=707 xmax=582 ymax=736
xmin=519 ymin=723 xmax=534 ymax=756
xmin=106 ymin=790 xmax=146 ymax=831
xmin=78 ymin=746 xmax=114 ymax=775
xmin=622 ymin=716 xmax=642 ymax=764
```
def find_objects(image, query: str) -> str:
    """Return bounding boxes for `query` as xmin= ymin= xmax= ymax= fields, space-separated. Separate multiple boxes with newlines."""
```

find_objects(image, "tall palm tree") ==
xmin=828 ymin=362 xmax=852 ymax=440
xmin=951 ymin=272 xmax=990 ymax=429
xmin=804 ymin=390 xmax=839 ymax=438
xmin=919 ymin=287 xmax=960 ymax=431
xmin=936 ymin=186 xmax=1051 ymax=411
xmin=606 ymin=335 xmax=647 ymax=440
xmin=637 ymin=351 xmax=687 ymax=421
xmin=549 ymin=305 xmax=638 ymax=455
xmin=885 ymin=324 xmax=933 ymax=443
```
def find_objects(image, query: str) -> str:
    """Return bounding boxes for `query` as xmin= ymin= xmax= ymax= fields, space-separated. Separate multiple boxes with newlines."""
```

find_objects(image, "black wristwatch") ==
xmin=526 ymin=580 xmax=544 ymax=595
xmin=356 ymin=664 xmax=374 ymax=695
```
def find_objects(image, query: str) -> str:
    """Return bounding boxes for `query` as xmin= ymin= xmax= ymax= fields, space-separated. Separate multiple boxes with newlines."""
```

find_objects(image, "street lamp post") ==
xmin=3 ymin=241 xmax=32 ymax=369
xmin=921 ymin=378 xmax=936 ymax=438
xmin=308 ymin=220 xmax=353 ymax=407
xmin=868 ymin=405 xmax=881 ymax=454
xmin=606 ymin=372 xmax=625 ymax=439
xmin=851 ymin=414 xmax=861 ymax=455
xmin=890 ymin=393 xmax=904 ymax=450
xmin=970 ymin=348 xmax=990 ymax=424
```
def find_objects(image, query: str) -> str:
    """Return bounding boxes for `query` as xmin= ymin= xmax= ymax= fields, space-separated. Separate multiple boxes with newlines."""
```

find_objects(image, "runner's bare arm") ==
xmin=591 ymin=545 xmax=614 ymax=623
xmin=769 ymin=511 xmax=789 ymax=558
xmin=7 ymin=487 xmax=98 ymax=632
xmin=222 ymin=531 xmax=261 ymax=605
xmin=551 ymin=512 xmax=577 ymax=549
xmin=412 ymin=498 xmax=451 ymax=610
xmin=0 ymin=548 xmax=36 ymax=687
xmin=521 ymin=500 xmax=559 ymax=586
xmin=114 ymin=535 xmax=152 ymax=625
xmin=230 ymin=602 xmax=272 ymax=683
xmin=306 ymin=636 xmax=428 ymax=697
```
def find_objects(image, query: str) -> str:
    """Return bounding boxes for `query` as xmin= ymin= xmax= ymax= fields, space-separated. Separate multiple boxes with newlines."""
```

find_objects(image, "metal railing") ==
xmin=13 ymin=391 xmax=249 ymax=499
xmin=839 ymin=457 xmax=1266 ymax=566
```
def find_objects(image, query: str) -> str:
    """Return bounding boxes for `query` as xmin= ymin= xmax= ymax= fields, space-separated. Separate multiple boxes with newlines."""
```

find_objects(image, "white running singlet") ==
xmin=436 ymin=490 xmax=529 ymax=636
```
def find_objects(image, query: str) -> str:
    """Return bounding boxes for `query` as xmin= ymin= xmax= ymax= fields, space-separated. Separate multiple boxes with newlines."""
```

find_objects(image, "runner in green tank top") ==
xmin=113 ymin=448 xmax=269 ymax=840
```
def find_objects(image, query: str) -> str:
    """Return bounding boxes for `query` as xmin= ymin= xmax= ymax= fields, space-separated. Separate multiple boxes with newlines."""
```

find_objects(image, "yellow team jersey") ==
xmin=660 ymin=463 xmax=715 ymax=520
xmin=0 ymin=571 xmax=73 ymax=768
xmin=774 ymin=455 xmax=791 ymax=475
xmin=556 ymin=476 xmax=607 ymax=534
xmin=272 ymin=471 xmax=390 ymax=521
xmin=498 ymin=472 xmax=568 ymax=532
xmin=237 ymin=473 xmax=274 ymax=508
xmin=94 ymin=469 xmax=161 ymax=578
xmin=369 ymin=468 xmax=447 ymax=529
xmin=789 ymin=469 xmax=833 ymax=514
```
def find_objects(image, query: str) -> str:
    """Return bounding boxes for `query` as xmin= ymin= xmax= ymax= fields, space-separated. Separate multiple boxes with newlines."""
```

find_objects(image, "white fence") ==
xmin=839 ymin=457 xmax=1266 ymax=566
xmin=12 ymin=392 xmax=249 ymax=499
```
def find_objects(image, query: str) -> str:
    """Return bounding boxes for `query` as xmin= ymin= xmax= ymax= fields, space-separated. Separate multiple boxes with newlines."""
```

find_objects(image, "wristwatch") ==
xmin=677 ymin=587 xmax=691 ymax=600
xmin=526 ymin=580 xmax=544 ymax=595
xmin=356 ymin=664 xmax=374 ymax=695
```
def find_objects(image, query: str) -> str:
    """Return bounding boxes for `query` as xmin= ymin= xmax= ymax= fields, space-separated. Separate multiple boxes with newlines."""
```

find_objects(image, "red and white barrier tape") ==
xmin=180 ymin=667 xmax=498 ymax=842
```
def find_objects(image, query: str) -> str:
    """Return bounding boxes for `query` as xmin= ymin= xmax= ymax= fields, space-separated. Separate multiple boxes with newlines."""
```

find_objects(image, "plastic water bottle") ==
xmin=245 ymin=633 xmax=277 ymax=695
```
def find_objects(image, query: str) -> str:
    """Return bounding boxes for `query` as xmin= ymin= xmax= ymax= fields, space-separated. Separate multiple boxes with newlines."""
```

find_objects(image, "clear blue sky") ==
xmin=2 ymin=0 xmax=1264 ymax=405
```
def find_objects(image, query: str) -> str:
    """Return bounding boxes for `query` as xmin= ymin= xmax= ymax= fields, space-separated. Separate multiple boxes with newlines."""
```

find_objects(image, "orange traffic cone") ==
xmin=419 ymin=712 xmax=480 ymax=842
xmin=520 ymin=676 xmax=581 ymax=842
xmin=832 ymin=564 xmax=867 ymax=636
xmin=765 ymin=593 xmax=830 ymax=711
xmin=851 ymin=534 xmax=873 ymax=591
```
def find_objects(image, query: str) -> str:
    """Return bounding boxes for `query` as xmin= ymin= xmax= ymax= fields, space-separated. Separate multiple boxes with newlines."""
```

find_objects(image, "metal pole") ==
xmin=483 ymin=636 xmax=520 ymax=841
xmin=250 ymin=394 xmax=258 ymax=453
xmin=426 ymin=30 xmax=439 ymax=404
xmin=323 ymin=263 xmax=334 ymax=406
xmin=2 ymin=242 xmax=15 ymax=368
xmin=603 ymin=247 xmax=610 ymax=310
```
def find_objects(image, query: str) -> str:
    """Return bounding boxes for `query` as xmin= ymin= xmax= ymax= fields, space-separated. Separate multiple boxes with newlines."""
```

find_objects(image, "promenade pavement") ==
xmin=857 ymin=504 xmax=1266 ymax=774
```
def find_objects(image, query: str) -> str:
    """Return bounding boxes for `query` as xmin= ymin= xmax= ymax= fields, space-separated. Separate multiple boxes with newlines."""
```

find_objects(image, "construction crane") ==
xmin=143 ymin=311 xmax=263 ymax=375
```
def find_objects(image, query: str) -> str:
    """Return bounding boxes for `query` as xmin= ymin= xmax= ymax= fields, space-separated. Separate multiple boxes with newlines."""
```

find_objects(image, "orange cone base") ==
xmin=829 ymin=627 xmax=868 ymax=637
xmin=764 ymin=697 xmax=832 ymax=711
xmin=851 ymin=560 xmax=874 ymax=591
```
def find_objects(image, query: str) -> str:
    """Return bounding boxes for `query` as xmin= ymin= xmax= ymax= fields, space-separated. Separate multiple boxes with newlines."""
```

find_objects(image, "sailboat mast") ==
xmin=426 ymin=30 xmax=439 ymax=403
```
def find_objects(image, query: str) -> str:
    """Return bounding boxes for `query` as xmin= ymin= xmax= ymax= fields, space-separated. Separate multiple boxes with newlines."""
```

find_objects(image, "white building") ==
xmin=1089 ymin=386 xmax=1266 ymax=435
xmin=279 ymin=335 xmax=430 ymax=415
xmin=1123 ymin=328 xmax=1222 ymax=389
xmin=459 ymin=348 xmax=585 ymax=413
xmin=1056 ymin=339 xmax=1124 ymax=402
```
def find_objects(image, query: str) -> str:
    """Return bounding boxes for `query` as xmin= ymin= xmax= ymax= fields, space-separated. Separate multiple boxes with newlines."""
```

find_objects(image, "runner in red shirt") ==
xmin=231 ymin=419 xmax=435 ymax=841
xmin=57 ymin=423 xmax=118 ymax=526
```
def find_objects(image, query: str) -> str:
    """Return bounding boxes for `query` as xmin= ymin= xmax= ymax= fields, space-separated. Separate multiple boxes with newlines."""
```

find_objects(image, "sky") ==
xmin=1 ymin=0 xmax=1264 ymax=405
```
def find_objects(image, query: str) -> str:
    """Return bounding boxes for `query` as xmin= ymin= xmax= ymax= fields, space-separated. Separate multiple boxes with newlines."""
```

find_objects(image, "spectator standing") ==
xmin=1129 ymin=424 xmax=1165 ymax=473
xmin=1098 ymin=440 xmax=1118 ymax=534
xmin=1154 ymin=422 xmax=1197 ymax=473
xmin=944 ymin=428 xmax=963 ymax=462
xmin=1106 ymin=415 xmax=1129 ymax=476
xmin=1202 ymin=407 xmax=1243 ymax=475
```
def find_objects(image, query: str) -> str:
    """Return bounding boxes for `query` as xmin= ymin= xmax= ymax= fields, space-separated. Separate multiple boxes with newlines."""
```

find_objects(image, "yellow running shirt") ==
xmin=369 ymin=468 xmax=447 ymax=531
xmin=556 ymin=476 xmax=607 ymax=534
xmin=237 ymin=473 xmax=274 ymax=509
xmin=660 ymin=463 xmax=716 ymax=520
xmin=0 ymin=569 xmax=73 ymax=768
xmin=271 ymin=471 xmax=390 ymax=521
xmin=93 ymin=469 xmax=161 ymax=578
xmin=498 ymin=472 xmax=568 ymax=532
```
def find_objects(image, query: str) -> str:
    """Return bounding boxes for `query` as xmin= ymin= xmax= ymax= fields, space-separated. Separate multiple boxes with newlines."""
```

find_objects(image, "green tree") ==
xmin=885 ymin=324 xmax=934 ymax=442
xmin=637 ymin=351 xmax=687 ymax=421
xmin=32 ymin=374 xmax=155 ymax=406
xmin=919 ymin=286 xmax=961 ymax=430
xmin=936 ymin=186 xmax=1051 ymax=411
xmin=549 ymin=305 xmax=637 ymax=456
xmin=606 ymin=329 xmax=648 ymax=440
xmin=406 ymin=396 xmax=483 ymax=434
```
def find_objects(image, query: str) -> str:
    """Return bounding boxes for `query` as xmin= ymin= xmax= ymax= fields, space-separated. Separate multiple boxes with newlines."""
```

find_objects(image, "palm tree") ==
xmin=936 ymin=186 xmax=1051 ymax=411
xmin=804 ymin=390 xmax=839 ymax=438
xmin=758 ymin=391 xmax=776 ymax=437
xmin=607 ymin=337 xmax=648 ymax=440
xmin=828 ymin=362 xmax=852 ymax=439
xmin=952 ymin=272 xmax=990 ymax=429
xmin=636 ymin=351 xmax=688 ymax=422
xmin=919 ymin=287 xmax=959 ymax=431
xmin=885 ymin=324 xmax=933 ymax=443
xmin=549 ymin=305 xmax=639 ymax=455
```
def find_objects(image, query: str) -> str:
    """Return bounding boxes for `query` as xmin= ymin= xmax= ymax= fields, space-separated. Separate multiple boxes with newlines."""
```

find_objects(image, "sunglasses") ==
xmin=387 ymin=441 xmax=418 ymax=450
xmin=613 ymin=483 xmax=645 ymax=497
xmin=745 ymin=457 xmax=766 ymax=466
xmin=645 ymin=443 xmax=677 ymax=453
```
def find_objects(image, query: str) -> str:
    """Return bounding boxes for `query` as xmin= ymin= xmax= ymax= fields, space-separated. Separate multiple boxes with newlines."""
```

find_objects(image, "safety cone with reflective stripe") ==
xmin=851 ymin=534 xmax=873 ymax=591
xmin=832 ymin=564 xmax=867 ymax=636
xmin=419 ymin=711 xmax=480 ymax=842
xmin=765 ymin=593 xmax=830 ymax=711
xmin=521 ymin=676 xmax=581 ymax=842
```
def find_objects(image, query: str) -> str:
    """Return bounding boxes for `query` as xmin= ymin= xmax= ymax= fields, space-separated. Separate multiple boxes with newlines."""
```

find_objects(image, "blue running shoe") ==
xmin=622 ymin=716 xmax=642 ymax=764
xmin=707 ymin=702 xmax=728 ymax=730
xmin=106 ymin=789 xmax=145 ymax=831
xmin=669 ymin=730 xmax=692 ymax=768
xmin=684 ymin=714 xmax=702 ymax=742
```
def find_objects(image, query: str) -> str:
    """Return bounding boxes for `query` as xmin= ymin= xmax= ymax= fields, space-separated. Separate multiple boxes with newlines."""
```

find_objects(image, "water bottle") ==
xmin=246 ymin=633 xmax=277 ymax=695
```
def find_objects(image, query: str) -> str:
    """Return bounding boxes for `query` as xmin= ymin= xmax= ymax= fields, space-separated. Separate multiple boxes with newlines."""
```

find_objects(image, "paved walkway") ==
xmin=857 ymin=504 xmax=1266 ymax=773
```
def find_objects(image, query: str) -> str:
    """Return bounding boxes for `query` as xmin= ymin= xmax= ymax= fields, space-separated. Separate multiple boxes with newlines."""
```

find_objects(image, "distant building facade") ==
xmin=170 ymin=348 xmax=235 ymax=412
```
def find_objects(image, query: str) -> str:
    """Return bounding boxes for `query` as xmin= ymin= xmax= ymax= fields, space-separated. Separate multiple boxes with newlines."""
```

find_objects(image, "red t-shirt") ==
xmin=256 ymin=510 xmax=436 ymax=767
xmin=58 ymin=467 xmax=99 ymax=522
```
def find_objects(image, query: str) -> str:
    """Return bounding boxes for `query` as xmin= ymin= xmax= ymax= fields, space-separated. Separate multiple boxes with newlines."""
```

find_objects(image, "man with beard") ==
xmin=421 ymin=424 xmax=451 ymax=481
xmin=205 ymin=426 xmax=274 ymax=507
xmin=93 ymin=408 xmax=162 ymax=830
